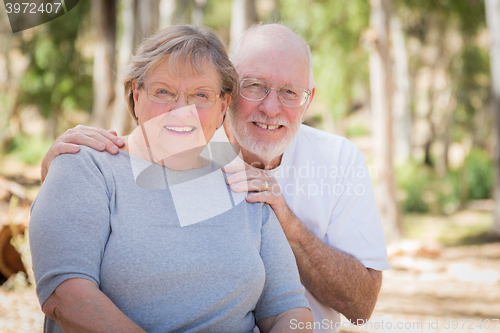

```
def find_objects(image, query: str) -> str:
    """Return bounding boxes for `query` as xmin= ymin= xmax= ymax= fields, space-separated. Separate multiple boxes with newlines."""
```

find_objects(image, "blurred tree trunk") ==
xmin=92 ymin=0 xmax=117 ymax=129
xmin=230 ymin=0 xmax=258 ymax=49
xmin=485 ymin=0 xmax=500 ymax=235
xmin=110 ymin=0 xmax=161 ymax=135
xmin=110 ymin=0 xmax=136 ymax=135
xmin=270 ymin=0 xmax=280 ymax=22
xmin=391 ymin=15 xmax=412 ymax=163
xmin=0 ymin=29 xmax=17 ymax=151
xmin=191 ymin=0 xmax=207 ymax=25
xmin=159 ymin=0 xmax=176 ymax=28
xmin=135 ymin=0 xmax=160 ymax=41
xmin=369 ymin=0 xmax=402 ymax=243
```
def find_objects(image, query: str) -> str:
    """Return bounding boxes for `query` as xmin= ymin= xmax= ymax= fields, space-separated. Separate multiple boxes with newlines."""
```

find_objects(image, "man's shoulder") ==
xmin=298 ymin=124 xmax=354 ymax=145
xmin=295 ymin=125 xmax=362 ymax=159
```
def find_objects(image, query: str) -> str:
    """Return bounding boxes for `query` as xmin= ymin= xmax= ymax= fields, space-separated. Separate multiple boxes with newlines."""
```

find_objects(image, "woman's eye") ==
xmin=244 ymin=83 xmax=263 ymax=90
xmin=158 ymin=89 xmax=169 ymax=95
xmin=196 ymin=92 xmax=208 ymax=99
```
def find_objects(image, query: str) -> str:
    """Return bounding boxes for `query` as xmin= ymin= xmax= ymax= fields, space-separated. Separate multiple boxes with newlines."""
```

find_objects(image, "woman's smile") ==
xmin=164 ymin=125 xmax=197 ymax=135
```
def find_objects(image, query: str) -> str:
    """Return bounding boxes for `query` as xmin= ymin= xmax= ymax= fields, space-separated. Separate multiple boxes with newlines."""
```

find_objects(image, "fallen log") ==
xmin=0 ymin=224 xmax=27 ymax=284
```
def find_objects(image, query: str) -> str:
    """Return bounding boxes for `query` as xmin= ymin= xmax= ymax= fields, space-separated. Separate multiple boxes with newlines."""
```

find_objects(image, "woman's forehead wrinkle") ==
xmin=146 ymin=58 xmax=219 ymax=87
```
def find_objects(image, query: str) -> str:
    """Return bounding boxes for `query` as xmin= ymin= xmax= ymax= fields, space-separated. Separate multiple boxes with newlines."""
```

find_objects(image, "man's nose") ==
xmin=259 ymin=88 xmax=282 ymax=117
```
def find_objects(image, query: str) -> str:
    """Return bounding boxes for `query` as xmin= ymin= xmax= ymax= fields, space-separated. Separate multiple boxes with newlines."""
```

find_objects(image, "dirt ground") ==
xmin=1 ymin=160 xmax=500 ymax=333
xmin=350 ymin=242 xmax=500 ymax=333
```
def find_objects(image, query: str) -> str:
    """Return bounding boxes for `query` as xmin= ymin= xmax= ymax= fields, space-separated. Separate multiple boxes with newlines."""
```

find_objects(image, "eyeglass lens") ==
xmin=240 ymin=79 xmax=308 ymax=107
xmin=147 ymin=83 xmax=218 ymax=108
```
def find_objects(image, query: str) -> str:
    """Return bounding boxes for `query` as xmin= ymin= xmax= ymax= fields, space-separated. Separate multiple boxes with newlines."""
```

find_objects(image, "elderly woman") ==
xmin=29 ymin=25 xmax=312 ymax=333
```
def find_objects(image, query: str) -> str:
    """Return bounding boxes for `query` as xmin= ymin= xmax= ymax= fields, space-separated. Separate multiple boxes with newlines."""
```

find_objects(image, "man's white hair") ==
xmin=230 ymin=23 xmax=315 ymax=90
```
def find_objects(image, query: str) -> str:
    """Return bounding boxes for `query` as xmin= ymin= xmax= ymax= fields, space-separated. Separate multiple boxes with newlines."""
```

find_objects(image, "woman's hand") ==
xmin=257 ymin=307 xmax=313 ymax=333
xmin=41 ymin=125 xmax=124 ymax=182
xmin=43 ymin=278 xmax=146 ymax=333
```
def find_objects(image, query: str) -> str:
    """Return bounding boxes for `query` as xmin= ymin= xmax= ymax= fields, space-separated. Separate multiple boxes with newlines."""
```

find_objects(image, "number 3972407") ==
xmin=5 ymin=2 xmax=62 ymax=14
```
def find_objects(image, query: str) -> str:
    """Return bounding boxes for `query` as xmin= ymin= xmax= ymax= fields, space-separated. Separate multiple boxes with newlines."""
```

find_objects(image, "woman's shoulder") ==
xmin=48 ymin=146 xmax=131 ymax=186
xmin=53 ymin=146 xmax=128 ymax=169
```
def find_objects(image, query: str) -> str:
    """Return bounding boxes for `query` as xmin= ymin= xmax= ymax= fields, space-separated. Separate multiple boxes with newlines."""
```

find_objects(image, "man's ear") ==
xmin=302 ymin=87 xmax=315 ymax=122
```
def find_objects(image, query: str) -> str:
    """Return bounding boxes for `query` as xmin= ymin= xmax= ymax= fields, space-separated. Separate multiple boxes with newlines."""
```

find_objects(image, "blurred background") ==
xmin=0 ymin=0 xmax=500 ymax=332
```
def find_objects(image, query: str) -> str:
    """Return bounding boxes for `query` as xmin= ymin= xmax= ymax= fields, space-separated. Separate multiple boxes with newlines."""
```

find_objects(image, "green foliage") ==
xmin=403 ymin=211 xmax=493 ymax=245
xmin=396 ymin=0 xmax=485 ymax=37
xmin=6 ymin=134 xmax=53 ymax=165
xmin=280 ymin=0 xmax=370 ymax=121
xmin=205 ymin=0 xmax=232 ymax=43
xmin=345 ymin=122 xmax=369 ymax=138
xmin=397 ymin=0 xmax=490 ymax=150
xmin=397 ymin=161 xmax=462 ymax=214
xmin=397 ymin=146 xmax=493 ymax=214
xmin=464 ymin=148 xmax=494 ymax=200
xmin=17 ymin=1 xmax=92 ymax=121
xmin=397 ymin=162 xmax=431 ymax=213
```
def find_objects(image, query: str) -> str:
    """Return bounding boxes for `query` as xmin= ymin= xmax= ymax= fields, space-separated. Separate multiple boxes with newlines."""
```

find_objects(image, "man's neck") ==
xmin=240 ymin=147 xmax=283 ymax=170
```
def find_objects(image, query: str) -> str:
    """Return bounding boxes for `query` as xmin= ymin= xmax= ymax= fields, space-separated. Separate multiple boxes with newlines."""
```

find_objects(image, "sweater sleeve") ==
xmin=29 ymin=148 xmax=113 ymax=307
xmin=254 ymin=204 xmax=310 ymax=321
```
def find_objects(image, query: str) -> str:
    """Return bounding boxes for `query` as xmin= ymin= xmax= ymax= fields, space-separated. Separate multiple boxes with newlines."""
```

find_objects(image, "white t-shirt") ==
xmin=266 ymin=125 xmax=391 ymax=333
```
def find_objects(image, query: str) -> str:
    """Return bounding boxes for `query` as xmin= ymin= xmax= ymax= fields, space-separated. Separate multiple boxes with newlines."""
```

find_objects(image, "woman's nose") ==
xmin=172 ymin=92 xmax=190 ymax=108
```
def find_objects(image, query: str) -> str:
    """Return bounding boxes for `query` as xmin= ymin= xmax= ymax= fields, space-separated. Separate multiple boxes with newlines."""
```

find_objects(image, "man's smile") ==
xmin=253 ymin=122 xmax=283 ymax=130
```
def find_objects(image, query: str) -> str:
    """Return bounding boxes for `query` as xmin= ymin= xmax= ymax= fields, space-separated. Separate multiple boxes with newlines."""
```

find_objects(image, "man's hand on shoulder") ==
xmin=41 ymin=125 xmax=124 ymax=182
xmin=223 ymin=163 xmax=286 ymax=214
xmin=223 ymin=162 xmax=304 ymax=244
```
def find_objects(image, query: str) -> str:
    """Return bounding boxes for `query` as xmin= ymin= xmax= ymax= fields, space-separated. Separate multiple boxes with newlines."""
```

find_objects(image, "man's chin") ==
xmin=240 ymin=135 xmax=290 ymax=163
xmin=229 ymin=112 xmax=297 ymax=164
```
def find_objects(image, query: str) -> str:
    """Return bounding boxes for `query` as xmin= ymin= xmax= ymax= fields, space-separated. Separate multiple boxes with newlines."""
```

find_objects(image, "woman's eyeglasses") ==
xmin=145 ymin=83 xmax=220 ymax=108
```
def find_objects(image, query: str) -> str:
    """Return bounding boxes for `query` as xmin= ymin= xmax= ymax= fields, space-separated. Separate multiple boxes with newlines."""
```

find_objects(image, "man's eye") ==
xmin=282 ymin=89 xmax=298 ymax=98
xmin=244 ymin=82 xmax=264 ymax=90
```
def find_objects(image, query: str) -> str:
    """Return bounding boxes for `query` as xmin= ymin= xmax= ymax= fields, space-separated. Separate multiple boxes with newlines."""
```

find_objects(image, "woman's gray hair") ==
xmin=124 ymin=25 xmax=239 ymax=122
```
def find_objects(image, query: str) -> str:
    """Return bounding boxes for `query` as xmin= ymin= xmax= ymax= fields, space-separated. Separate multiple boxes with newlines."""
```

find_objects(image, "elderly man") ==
xmin=41 ymin=24 xmax=390 ymax=332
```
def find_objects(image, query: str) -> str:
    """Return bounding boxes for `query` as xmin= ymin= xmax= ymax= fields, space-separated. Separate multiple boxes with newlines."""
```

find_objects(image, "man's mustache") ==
xmin=245 ymin=115 xmax=289 ymax=127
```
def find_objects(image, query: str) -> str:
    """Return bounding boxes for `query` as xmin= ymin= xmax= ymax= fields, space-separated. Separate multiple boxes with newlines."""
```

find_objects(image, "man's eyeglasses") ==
xmin=145 ymin=83 xmax=221 ymax=108
xmin=239 ymin=78 xmax=311 ymax=107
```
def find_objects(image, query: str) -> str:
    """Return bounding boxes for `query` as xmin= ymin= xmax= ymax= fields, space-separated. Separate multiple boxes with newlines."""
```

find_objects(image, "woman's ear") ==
xmin=217 ymin=93 xmax=231 ymax=128
xmin=132 ymin=81 xmax=140 ymax=119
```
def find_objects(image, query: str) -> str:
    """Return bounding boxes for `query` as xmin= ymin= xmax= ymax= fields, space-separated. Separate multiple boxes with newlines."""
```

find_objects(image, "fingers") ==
xmin=245 ymin=184 xmax=282 ymax=205
xmin=54 ymin=142 xmax=81 ymax=154
xmin=221 ymin=162 xmax=250 ymax=174
xmin=62 ymin=126 xmax=123 ymax=154
xmin=225 ymin=168 xmax=264 ymax=185
xmin=41 ymin=142 xmax=80 ymax=182
xmin=229 ymin=178 xmax=266 ymax=192
xmin=245 ymin=191 xmax=271 ymax=203
xmin=226 ymin=171 xmax=251 ymax=185
xmin=107 ymin=130 xmax=118 ymax=137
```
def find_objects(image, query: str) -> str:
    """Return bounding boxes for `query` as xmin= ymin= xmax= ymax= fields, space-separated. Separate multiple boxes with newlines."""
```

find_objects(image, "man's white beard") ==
xmin=228 ymin=108 xmax=301 ymax=164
